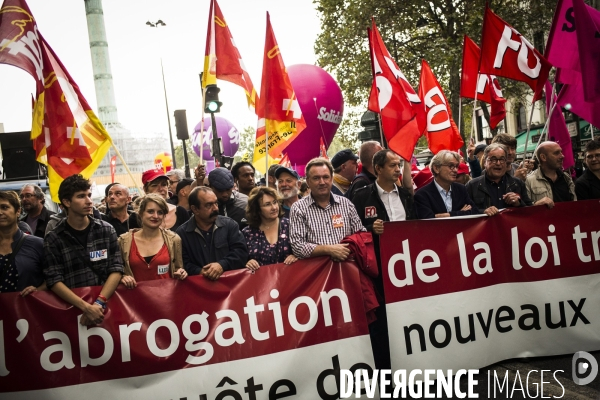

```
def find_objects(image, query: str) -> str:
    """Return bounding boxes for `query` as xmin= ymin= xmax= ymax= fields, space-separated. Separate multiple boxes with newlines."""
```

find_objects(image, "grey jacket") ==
xmin=525 ymin=168 xmax=576 ymax=203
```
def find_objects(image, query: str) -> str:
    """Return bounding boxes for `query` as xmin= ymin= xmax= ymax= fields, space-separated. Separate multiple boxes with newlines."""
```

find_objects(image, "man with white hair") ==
xmin=526 ymin=141 xmax=576 ymax=208
xmin=414 ymin=150 xmax=479 ymax=219
xmin=19 ymin=184 xmax=55 ymax=238
xmin=166 ymin=169 xmax=185 ymax=204
xmin=275 ymin=166 xmax=301 ymax=218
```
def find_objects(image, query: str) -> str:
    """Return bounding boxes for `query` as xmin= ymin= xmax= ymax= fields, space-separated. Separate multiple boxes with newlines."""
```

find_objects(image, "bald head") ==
xmin=536 ymin=141 xmax=564 ymax=170
xmin=359 ymin=141 xmax=384 ymax=169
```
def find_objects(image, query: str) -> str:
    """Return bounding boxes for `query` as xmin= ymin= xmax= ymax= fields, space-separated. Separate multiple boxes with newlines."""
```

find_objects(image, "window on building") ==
xmin=517 ymin=104 xmax=527 ymax=132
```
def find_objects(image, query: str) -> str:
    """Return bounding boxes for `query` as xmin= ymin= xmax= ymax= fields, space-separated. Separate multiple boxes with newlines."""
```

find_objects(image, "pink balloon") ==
xmin=285 ymin=64 xmax=344 ymax=175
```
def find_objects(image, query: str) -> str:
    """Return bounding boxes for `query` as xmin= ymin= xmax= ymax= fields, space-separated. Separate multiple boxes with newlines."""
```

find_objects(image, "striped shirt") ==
xmin=289 ymin=193 xmax=365 ymax=259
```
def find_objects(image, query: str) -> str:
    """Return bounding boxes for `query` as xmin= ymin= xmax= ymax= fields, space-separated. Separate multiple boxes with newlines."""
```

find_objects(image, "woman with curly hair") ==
xmin=242 ymin=186 xmax=297 ymax=271
xmin=118 ymin=194 xmax=187 ymax=288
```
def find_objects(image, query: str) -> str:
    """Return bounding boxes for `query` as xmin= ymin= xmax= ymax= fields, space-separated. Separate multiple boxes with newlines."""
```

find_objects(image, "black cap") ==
xmin=176 ymin=178 xmax=194 ymax=194
xmin=474 ymin=144 xmax=487 ymax=156
xmin=274 ymin=166 xmax=300 ymax=180
xmin=208 ymin=167 xmax=235 ymax=191
xmin=331 ymin=149 xmax=359 ymax=169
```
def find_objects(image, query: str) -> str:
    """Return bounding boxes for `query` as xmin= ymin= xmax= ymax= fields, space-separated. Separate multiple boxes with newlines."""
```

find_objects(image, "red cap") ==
xmin=413 ymin=167 xmax=433 ymax=190
xmin=457 ymin=163 xmax=470 ymax=175
xmin=141 ymin=168 xmax=168 ymax=185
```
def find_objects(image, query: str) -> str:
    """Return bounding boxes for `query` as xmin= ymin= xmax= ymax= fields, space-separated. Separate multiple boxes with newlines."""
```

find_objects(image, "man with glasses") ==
xmin=176 ymin=186 xmax=247 ymax=281
xmin=414 ymin=150 xmax=479 ymax=219
xmin=575 ymin=138 xmax=600 ymax=200
xmin=166 ymin=169 xmax=185 ymax=205
xmin=19 ymin=184 xmax=55 ymax=238
xmin=526 ymin=141 xmax=576 ymax=207
xmin=466 ymin=144 xmax=532 ymax=216
xmin=492 ymin=133 xmax=531 ymax=180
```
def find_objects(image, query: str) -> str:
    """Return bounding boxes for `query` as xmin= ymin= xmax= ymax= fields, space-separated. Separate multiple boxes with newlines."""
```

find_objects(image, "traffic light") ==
xmin=204 ymin=84 xmax=222 ymax=113
xmin=174 ymin=109 xmax=189 ymax=140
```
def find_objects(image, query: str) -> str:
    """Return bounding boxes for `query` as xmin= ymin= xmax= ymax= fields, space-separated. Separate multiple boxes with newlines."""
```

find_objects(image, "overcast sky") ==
xmin=0 ymin=0 xmax=322 ymax=140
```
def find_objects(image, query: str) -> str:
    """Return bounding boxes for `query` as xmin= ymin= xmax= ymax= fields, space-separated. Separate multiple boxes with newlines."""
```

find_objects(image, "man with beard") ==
xmin=466 ymin=144 xmax=532 ymax=216
xmin=19 ymin=184 xmax=55 ymax=238
xmin=176 ymin=187 xmax=247 ymax=280
xmin=275 ymin=166 xmax=301 ymax=218
xmin=102 ymin=184 xmax=139 ymax=236
xmin=208 ymin=167 xmax=248 ymax=229
xmin=526 ymin=141 xmax=576 ymax=207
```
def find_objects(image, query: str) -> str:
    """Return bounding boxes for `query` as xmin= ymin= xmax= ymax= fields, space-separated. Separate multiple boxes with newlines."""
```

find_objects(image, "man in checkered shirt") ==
xmin=290 ymin=157 xmax=365 ymax=261
xmin=44 ymin=175 xmax=123 ymax=327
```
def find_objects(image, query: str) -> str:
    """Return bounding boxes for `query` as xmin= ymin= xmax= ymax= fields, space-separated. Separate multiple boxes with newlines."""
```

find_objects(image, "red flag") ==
xmin=279 ymin=153 xmax=292 ymax=168
xmin=110 ymin=155 xmax=117 ymax=183
xmin=367 ymin=21 xmax=420 ymax=160
xmin=460 ymin=35 xmax=506 ymax=129
xmin=203 ymin=0 xmax=258 ymax=110
xmin=479 ymin=5 xmax=551 ymax=101
xmin=253 ymin=12 xmax=307 ymax=174
xmin=418 ymin=60 xmax=464 ymax=154
xmin=573 ymin=0 xmax=600 ymax=102
xmin=0 ymin=0 xmax=112 ymax=201
xmin=319 ymin=137 xmax=329 ymax=159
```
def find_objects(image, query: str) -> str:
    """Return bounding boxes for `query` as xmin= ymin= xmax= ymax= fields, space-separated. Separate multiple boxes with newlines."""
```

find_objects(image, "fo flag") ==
xmin=479 ymin=5 xmax=551 ymax=101
xmin=418 ymin=60 xmax=463 ymax=154
xmin=253 ymin=12 xmax=306 ymax=174
xmin=460 ymin=35 xmax=506 ymax=129
xmin=0 ymin=0 xmax=112 ymax=202
xmin=202 ymin=0 xmax=258 ymax=110
xmin=367 ymin=20 xmax=422 ymax=161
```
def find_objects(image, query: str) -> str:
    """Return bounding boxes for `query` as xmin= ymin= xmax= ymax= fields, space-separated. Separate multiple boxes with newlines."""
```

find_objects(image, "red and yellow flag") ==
xmin=0 ymin=0 xmax=112 ymax=201
xmin=253 ymin=12 xmax=306 ymax=174
xmin=202 ymin=0 xmax=257 ymax=110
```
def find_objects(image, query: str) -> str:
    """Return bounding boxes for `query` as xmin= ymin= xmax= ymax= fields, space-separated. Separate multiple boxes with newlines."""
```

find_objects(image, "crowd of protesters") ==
xmin=0 ymin=136 xmax=598 ymax=369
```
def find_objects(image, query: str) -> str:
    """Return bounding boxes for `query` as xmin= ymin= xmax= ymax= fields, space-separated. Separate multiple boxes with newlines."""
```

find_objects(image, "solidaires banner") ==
xmin=380 ymin=200 xmax=600 ymax=372
xmin=0 ymin=258 xmax=375 ymax=399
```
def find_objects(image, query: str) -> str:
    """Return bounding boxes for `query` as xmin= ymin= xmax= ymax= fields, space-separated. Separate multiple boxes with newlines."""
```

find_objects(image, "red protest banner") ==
xmin=0 ymin=258 xmax=374 ymax=399
xmin=379 ymin=201 xmax=600 ymax=372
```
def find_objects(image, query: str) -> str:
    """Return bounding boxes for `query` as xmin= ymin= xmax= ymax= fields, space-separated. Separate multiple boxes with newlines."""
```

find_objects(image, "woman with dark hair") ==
xmin=242 ymin=186 xmax=297 ymax=271
xmin=118 ymin=194 xmax=187 ymax=288
xmin=141 ymin=168 xmax=189 ymax=231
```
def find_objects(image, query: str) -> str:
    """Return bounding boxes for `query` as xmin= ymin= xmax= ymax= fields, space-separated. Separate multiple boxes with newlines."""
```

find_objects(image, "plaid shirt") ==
xmin=43 ymin=217 xmax=123 ymax=289
xmin=290 ymin=193 xmax=365 ymax=259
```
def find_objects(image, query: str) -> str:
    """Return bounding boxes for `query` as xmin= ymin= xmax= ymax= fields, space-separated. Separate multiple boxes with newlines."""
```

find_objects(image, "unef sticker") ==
xmin=90 ymin=249 xmax=108 ymax=262
xmin=158 ymin=265 xmax=169 ymax=275
xmin=365 ymin=206 xmax=377 ymax=218
xmin=332 ymin=214 xmax=345 ymax=228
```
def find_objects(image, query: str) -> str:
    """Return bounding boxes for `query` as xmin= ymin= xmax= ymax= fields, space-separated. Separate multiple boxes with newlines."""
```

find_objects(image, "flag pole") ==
xmin=110 ymin=142 xmax=143 ymax=195
xmin=534 ymin=82 xmax=557 ymax=153
xmin=265 ymin=128 xmax=269 ymax=177
xmin=458 ymin=96 xmax=463 ymax=138
xmin=523 ymin=101 xmax=537 ymax=160
xmin=199 ymin=73 xmax=205 ymax=165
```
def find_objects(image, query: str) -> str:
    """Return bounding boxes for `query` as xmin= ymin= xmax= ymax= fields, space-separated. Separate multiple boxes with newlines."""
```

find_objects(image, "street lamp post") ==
xmin=147 ymin=20 xmax=177 ymax=169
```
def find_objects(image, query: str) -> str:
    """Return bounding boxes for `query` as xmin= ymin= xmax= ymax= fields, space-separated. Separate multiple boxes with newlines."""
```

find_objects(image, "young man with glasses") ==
xmin=466 ymin=144 xmax=533 ymax=216
xmin=414 ymin=150 xmax=479 ymax=219
xmin=575 ymin=138 xmax=600 ymax=200
xmin=19 ymin=184 xmax=55 ymax=238
xmin=176 ymin=186 xmax=247 ymax=281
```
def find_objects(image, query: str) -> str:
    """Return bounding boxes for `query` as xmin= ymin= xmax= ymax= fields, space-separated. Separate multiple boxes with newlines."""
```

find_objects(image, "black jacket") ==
xmin=219 ymin=191 xmax=248 ymax=230
xmin=345 ymin=169 xmax=377 ymax=200
xmin=414 ymin=180 xmax=480 ymax=219
xmin=351 ymin=183 xmax=415 ymax=230
xmin=575 ymin=169 xmax=600 ymax=200
xmin=465 ymin=173 xmax=533 ymax=212
xmin=20 ymin=206 xmax=55 ymax=239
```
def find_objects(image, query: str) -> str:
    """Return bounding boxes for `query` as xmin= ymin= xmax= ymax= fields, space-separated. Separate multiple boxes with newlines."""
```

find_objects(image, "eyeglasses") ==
xmin=487 ymin=157 xmax=507 ymax=164
xmin=19 ymin=193 xmax=35 ymax=199
xmin=586 ymin=154 xmax=600 ymax=160
xmin=441 ymin=163 xmax=459 ymax=170
xmin=201 ymin=201 xmax=219 ymax=210
xmin=169 ymin=179 xmax=180 ymax=184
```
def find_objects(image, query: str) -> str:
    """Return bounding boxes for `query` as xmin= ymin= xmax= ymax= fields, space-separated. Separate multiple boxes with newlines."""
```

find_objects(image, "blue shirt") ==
xmin=434 ymin=179 xmax=453 ymax=212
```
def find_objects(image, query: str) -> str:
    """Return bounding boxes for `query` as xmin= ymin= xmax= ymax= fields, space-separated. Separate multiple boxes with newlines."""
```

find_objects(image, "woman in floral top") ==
xmin=242 ymin=187 xmax=297 ymax=271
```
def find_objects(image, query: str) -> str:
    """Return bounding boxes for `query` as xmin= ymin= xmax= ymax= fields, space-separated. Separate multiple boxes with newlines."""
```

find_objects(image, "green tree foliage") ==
xmin=315 ymin=0 xmax=556 ymax=144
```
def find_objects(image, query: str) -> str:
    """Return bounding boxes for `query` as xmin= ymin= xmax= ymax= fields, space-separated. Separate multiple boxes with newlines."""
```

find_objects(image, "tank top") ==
xmin=128 ymin=237 xmax=171 ymax=282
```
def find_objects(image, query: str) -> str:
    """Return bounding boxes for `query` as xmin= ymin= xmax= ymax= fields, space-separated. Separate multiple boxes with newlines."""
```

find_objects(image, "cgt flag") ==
xmin=0 ymin=0 xmax=112 ymax=202
xmin=319 ymin=137 xmax=328 ymax=159
xmin=460 ymin=35 xmax=506 ymax=130
xmin=253 ymin=12 xmax=306 ymax=174
xmin=367 ymin=20 xmax=421 ymax=161
xmin=479 ymin=5 xmax=551 ymax=102
xmin=419 ymin=59 xmax=463 ymax=154
xmin=202 ymin=0 xmax=258 ymax=111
